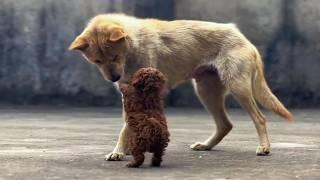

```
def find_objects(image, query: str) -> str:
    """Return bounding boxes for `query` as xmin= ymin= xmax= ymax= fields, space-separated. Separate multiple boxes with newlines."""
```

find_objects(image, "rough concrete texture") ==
xmin=0 ymin=107 xmax=319 ymax=179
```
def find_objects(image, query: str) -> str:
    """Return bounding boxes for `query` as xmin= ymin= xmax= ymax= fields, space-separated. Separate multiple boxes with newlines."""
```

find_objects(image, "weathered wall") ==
xmin=0 ymin=0 xmax=319 ymax=107
xmin=175 ymin=0 xmax=320 ymax=107
xmin=0 ymin=0 xmax=128 ymax=106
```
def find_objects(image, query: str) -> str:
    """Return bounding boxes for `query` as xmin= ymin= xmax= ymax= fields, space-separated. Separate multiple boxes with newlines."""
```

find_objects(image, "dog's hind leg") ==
xmin=190 ymin=70 xmax=233 ymax=151
xmin=229 ymin=76 xmax=271 ymax=156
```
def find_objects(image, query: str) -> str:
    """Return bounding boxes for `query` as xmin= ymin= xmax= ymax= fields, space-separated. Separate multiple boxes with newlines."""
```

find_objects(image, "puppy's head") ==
xmin=131 ymin=68 xmax=166 ymax=94
xmin=69 ymin=15 xmax=129 ymax=82
xmin=119 ymin=83 xmax=133 ymax=97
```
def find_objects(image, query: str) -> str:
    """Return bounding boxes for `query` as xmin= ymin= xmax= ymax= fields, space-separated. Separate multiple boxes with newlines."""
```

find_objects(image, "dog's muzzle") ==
xmin=110 ymin=74 xmax=121 ymax=82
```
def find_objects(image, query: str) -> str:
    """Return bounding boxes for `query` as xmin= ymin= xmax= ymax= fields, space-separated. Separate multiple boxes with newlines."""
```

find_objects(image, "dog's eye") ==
xmin=94 ymin=59 xmax=103 ymax=65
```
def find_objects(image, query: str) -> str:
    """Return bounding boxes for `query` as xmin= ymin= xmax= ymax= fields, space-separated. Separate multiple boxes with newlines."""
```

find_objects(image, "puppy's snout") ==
xmin=110 ymin=73 xmax=121 ymax=82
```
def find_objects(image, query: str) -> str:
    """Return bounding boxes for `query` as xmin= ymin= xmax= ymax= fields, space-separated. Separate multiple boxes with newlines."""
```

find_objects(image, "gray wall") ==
xmin=0 ymin=0 xmax=319 ymax=107
xmin=175 ymin=0 xmax=320 ymax=107
xmin=0 ymin=0 xmax=129 ymax=106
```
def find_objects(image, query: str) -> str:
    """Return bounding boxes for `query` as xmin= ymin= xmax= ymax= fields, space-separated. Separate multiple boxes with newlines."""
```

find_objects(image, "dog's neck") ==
xmin=126 ymin=29 xmax=161 ymax=64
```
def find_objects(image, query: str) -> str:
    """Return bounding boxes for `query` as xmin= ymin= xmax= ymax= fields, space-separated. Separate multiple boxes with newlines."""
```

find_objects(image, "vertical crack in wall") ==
xmin=264 ymin=0 xmax=306 ymax=105
xmin=265 ymin=0 xmax=303 ymax=72
xmin=36 ymin=0 xmax=48 ymax=95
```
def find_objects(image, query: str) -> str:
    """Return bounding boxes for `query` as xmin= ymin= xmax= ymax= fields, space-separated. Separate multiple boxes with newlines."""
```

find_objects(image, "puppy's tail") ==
xmin=252 ymin=49 xmax=293 ymax=122
xmin=147 ymin=117 xmax=164 ymax=131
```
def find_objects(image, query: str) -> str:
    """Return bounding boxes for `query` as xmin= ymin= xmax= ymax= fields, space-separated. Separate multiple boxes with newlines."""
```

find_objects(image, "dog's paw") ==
xmin=105 ymin=152 xmax=125 ymax=161
xmin=190 ymin=142 xmax=211 ymax=151
xmin=256 ymin=146 xmax=271 ymax=156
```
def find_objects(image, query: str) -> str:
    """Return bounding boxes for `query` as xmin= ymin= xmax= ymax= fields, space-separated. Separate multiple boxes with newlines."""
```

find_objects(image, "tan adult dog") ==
xmin=69 ymin=14 xmax=293 ymax=160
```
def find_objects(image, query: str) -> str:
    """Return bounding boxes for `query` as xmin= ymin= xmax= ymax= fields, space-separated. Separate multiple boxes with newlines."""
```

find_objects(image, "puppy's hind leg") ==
xmin=151 ymin=145 xmax=165 ymax=167
xmin=127 ymin=150 xmax=145 ymax=168
xmin=190 ymin=70 xmax=233 ymax=151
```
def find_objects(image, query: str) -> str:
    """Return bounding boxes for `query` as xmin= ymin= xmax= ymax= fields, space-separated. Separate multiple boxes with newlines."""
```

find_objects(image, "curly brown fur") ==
xmin=120 ymin=68 xmax=169 ymax=168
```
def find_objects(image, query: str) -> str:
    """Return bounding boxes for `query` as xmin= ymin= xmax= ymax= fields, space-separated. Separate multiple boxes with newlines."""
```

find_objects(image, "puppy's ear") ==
xmin=109 ymin=27 xmax=127 ymax=42
xmin=68 ymin=36 xmax=89 ymax=51
xmin=119 ymin=84 xmax=129 ymax=93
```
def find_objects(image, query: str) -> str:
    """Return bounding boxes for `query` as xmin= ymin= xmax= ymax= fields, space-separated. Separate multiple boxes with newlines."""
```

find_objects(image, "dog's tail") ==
xmin=252 ymin=48 xmax=293 ymax=122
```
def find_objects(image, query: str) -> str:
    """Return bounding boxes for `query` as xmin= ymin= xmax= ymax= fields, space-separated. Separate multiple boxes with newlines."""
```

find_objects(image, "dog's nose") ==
xmin=110 ymin=74 xmax=121 ymax=82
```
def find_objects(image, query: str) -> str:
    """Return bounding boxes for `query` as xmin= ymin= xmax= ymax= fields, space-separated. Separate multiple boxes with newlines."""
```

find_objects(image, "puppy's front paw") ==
xmin=256 ymin=146 xmax=270 ymax=156
xmin=105 ymin=152 xmax=125 ymax=161
xmin=190 ymin=142 xmax=211 ymax=151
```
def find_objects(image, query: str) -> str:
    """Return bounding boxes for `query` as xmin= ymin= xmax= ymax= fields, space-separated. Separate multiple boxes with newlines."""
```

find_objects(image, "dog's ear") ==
xmin=68 ymin=36 xmax=89 ymax=51
xmin=109 ymin=27 xmax=127 ymax=42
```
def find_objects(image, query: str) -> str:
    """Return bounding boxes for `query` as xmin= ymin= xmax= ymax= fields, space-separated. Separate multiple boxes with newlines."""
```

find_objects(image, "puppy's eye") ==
xmin=94 ymin=59 xmax=102 ymax=65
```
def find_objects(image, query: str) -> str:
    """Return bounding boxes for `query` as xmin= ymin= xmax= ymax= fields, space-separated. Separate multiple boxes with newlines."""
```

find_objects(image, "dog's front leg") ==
xmin=105 ymin=122 xmax=128 ymax=161
xmin=106 ymin=85 xmax=130 ymax=161
xmin=105 ymin=98 xmax=130 ymax=161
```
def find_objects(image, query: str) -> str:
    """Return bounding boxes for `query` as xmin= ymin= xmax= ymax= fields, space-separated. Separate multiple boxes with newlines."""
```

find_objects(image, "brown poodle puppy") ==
xmin=120 ymin=68 xmax=170 ymax=168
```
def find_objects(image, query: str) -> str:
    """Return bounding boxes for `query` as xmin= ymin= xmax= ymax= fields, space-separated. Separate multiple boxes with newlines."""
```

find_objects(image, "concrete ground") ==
xmin=0 ymin=106 xmax=319 ymax=180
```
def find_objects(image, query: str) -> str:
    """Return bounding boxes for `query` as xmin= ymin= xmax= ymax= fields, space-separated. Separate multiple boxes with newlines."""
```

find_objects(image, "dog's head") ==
xmin=69 ymin=15 xmax=129 ymax=82
xmin=131 ymin=68 xmax=166 ymax=94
